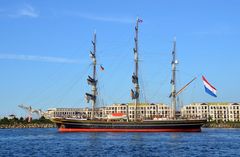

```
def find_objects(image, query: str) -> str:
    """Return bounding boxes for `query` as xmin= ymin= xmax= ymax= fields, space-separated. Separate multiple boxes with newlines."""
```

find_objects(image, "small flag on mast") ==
xmin=138 ymin=18 xmax=143 ymax=23
xmin=202 ymin=76 xmax=217 ymax=97
xmin=100 ymin=65 xmax=104 ymax=71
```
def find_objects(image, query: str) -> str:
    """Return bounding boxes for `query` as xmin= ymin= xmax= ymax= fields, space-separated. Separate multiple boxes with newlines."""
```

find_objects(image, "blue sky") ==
xmin=0 ymin=0 xmax=239 ymax=117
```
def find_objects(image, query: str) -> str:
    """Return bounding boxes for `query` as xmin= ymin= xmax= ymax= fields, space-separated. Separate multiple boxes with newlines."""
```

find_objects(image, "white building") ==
xmin=7 ymin=114 xmax=16 ymax=120
xmin=181 ymin=102 xmax=240 ymax=122
xmin=46 ymin=107 xmax=104 ymax=119
xmin=46 ymin=103 xmax=171 ymax=121
xmin=47 ymin=102 xmax=240 ymax=122
xmin=104 ymin=103 xmax=171 ymax=120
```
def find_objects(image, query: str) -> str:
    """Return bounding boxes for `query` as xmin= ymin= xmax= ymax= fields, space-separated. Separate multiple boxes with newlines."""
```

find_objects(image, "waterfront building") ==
xmin=7 ymin=114 xmax=16 ymax=120
xmin=181 ymin=102 xmax=240 ymax=122
xmin=46 ymin=103 xmax=171 ymax=121
xmin=104 ymin=103 xmax=171 ymax=120
xmin=47 ymin=102 xmax=240 ymax=122
xmin=46 ymin=107 xmax=104 ymax=119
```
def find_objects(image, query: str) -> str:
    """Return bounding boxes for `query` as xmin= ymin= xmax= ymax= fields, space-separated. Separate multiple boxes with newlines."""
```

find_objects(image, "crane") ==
xmin=18 ymin=104 xmax=44 ymax=122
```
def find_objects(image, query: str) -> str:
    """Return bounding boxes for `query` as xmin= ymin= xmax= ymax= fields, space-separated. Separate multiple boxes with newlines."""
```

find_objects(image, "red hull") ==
xmin=59 ymin=128 xmax=201 ymax=132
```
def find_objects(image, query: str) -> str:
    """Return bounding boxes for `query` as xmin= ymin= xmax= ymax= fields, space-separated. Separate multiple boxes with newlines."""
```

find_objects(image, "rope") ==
xmin=56 ymin=65 xmax=90 ymax=105
xmin=21 ymin=63 xmax=66 ymax=104
xmin=138 ymin=61 xmax=148 ymax=103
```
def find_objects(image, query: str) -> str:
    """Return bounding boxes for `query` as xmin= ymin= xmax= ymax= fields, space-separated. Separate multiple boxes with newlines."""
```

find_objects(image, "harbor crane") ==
xmin=18 ymin=104 xmax=44 ymax=122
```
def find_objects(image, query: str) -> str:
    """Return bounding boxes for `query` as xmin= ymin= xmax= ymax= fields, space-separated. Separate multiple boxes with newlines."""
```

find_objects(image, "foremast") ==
xmin=85 ymin=32 xmax=97 ymax=120
xmin=171 ymin=38 xmax=177 ymax=119
xmin=131 ymin=18 xmax=141 ymax=122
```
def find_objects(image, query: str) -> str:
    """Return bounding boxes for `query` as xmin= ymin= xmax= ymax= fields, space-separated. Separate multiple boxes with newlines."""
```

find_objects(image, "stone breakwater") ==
xmin=203 ymin=122 xmax=240 ymax=128
xmin=0 ymin=123 xmax=56 ymax=129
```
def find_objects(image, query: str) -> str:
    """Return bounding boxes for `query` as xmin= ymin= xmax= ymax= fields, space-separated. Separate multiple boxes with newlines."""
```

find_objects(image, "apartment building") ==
xmin=104 ymin=103 xmax=171 ymax=120
xmin=46 ymin=103 xmax=171 ymax=121
xmin=181 ymin=102 xmax=240 ymax=122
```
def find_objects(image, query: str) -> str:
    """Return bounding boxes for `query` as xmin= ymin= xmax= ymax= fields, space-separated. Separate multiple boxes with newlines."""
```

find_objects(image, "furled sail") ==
xmin=132 ymin=73 xmax=138 ymax=84
xmin=131 ymin=89 xmax=139 ymax=99
xmin=85 ymin=93 xmax=96 ymax=103
xmin=87 ymin=75 xmax=97 ymax=86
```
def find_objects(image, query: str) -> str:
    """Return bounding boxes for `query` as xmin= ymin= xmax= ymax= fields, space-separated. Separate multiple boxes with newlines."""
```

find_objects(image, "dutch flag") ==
xmin=202 ymin=76 xmax=217 ymax=97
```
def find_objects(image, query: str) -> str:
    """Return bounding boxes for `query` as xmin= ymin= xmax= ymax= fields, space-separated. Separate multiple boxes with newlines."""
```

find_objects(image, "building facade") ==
xmin=46 ymin=107 xmax=104 ymax=119
xmin=103 ymin=103 xmax=171 ymax=120
xmin=181 ymin=102 xmax=240 ymax=122
xmin=46 ymin=103 xmax=171 ymax=121
xmin=46 ymin=102 xmax=240 ymax=122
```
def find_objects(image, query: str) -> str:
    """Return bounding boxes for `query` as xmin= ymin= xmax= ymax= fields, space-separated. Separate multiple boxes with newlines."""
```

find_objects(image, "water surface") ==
xmin=0 ymin=128 xmax=239 ymax=157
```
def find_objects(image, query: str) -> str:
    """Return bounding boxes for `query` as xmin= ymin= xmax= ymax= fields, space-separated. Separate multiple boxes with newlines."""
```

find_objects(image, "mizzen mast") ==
xmin=170 ymin=38 xmax=177 ymax=119
xmin=85 ymin=32 xmax=97 ymax=120
xmin=131 ymin=18 xmax=141 ymax=122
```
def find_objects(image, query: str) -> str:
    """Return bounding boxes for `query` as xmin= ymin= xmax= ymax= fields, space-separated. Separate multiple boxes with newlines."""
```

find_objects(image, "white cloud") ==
xmin=0 ymin=54 xmax=80 ymax=64
xmin=18 ymin=4 xmax=38 ymax=18
xmin=66 ymin=12 xmax=134 ymax=24
xmin=6 ymin=4 xmax=39 ymax=18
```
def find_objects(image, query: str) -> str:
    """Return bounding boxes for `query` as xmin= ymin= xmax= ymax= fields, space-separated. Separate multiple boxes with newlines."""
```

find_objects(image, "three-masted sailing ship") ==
xmin=51 ymin=18 xmax=206 ymax=132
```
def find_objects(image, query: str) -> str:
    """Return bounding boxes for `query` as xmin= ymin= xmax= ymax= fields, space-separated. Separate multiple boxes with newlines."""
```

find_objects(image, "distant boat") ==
xmin=50 ymin=18 xmax=206 ymax=132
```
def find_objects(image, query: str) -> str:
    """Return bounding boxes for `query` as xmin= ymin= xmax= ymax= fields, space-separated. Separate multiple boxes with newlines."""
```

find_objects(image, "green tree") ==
xmin=0 ymin=117 xmax=10 ymax=124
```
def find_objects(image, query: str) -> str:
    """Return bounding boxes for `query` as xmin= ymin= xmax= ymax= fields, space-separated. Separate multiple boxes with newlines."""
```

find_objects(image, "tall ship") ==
xmin=50 ymin=18 xmax=206 ymax=132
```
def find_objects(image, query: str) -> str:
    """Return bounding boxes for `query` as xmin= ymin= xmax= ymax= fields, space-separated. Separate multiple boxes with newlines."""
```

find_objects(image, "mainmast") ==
xmin=85 ymin=32 xmax=97 ymax=120
xmin=131 ymin=18 xmax=141 ymax=122
xmin=171 ymin=38 xmax=177 ymax=119
xmin=169 ymin=39 xmax=197 ymax=119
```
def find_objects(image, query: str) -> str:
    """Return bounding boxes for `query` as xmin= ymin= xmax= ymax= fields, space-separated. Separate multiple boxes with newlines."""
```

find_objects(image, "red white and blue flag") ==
xmin=202 ymin=76 xmax=217 ymax=97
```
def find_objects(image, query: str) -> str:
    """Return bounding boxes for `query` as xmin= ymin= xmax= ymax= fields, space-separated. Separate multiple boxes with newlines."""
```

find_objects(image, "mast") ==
xmin=85 ymin=32 xmax=97 ymax=120
xmin=171 ymin=38 xmax=177 ymax=119
xmin=131 ymin=18 xmax=141 ymax=122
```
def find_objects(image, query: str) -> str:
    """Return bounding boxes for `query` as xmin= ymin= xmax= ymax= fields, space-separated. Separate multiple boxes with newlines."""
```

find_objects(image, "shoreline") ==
xmin=0 ymin=123 xmax=56 ymax=129
xmin=203 ymin=122 xmax=240 ymax=128
xmin=1 ymin=122 xmax=240 ymax=129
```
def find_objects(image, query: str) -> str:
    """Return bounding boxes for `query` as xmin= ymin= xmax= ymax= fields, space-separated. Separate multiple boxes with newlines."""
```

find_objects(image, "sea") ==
xmin=0 ymin=128 xmax=239 ymax=157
